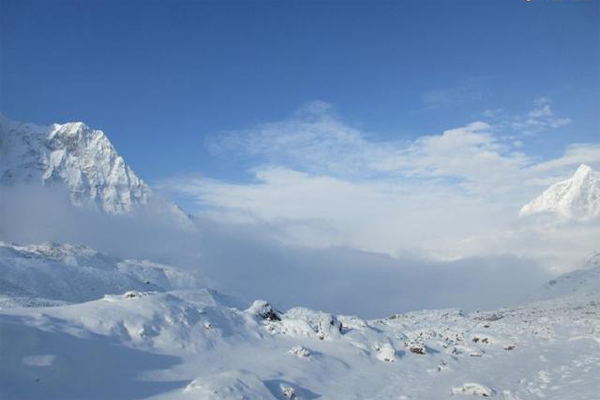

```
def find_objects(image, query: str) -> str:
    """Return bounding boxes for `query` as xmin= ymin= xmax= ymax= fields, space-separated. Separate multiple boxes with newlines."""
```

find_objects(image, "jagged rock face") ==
xmin=519 ymin=164 xmax=600 ymax=221
xmin=0 ymin=115 xmax=151 ymax=214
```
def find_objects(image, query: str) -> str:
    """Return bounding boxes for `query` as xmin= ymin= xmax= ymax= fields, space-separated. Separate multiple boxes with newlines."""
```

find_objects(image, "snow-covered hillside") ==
xmin=0 ymin=286 xmax=598 ymax=399
xmin=0 ymin=241 xmax=207 ymax=308
xmin=537 ymin=251 xmax=600 ymax=300
xmin=0 ymin=115 xmax=189 ymax=222
xmin=519 ymin=164 xmax=600 ymax=221
xmin=0 ymin=244 xmax=599 ymax=400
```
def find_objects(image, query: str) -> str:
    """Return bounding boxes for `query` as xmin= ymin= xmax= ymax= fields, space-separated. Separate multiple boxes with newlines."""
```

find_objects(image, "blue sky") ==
xmin=1 ymin=0 xmax=598 ymax=184
xmin=2 ymin=0 xmax=600 ymax=266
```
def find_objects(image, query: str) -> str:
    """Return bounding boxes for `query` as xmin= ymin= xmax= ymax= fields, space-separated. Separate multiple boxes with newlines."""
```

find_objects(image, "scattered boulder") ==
xmin=451 ymin=345 xmax=483 ymax=357
xmin=471 ymin=335 xmax=492 ymax=345
xmin=280 ymin=384 xmax=296 ymax=399
xmin=281 ymin=308 xmax=343 ymax=340
xmin=184 ymin=369 xmax=275 ymax=399
xmin=436 ymin=360 xmax=450 ymax=372
xmin=247 ymin=300 xmax=282 ymax=322
xmin=288 ymin=346 xmax=311 ymax=358
xmin=407 ymin=342 xmax=426 ymax=355
xmin=374 ymin=342 xmax=397 ymax=362
xmin=484 ymin=314 xmax=503 ymax=322
xmin=451 ymin=383 xmax=495 ymax=397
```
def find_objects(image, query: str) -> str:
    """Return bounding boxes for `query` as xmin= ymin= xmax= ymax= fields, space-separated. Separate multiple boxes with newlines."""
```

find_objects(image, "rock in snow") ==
xmin=451 ymin=382 xmax=496 ymax=397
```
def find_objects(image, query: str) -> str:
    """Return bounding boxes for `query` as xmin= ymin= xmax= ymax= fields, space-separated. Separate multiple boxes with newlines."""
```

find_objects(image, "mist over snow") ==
xmin=0 ymin=183 xmax=553 ymax=318
xmin=1 ymin=100 xmax=599 ymax=317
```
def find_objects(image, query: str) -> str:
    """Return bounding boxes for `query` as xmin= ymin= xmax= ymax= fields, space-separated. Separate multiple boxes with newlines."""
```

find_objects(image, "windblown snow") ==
xmin=519 ymin=164 xmax=600 ymax=221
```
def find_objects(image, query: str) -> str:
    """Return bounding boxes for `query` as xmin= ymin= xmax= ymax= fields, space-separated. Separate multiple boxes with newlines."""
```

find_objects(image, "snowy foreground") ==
xmin=1 ymin=243 xmax=599 ymax=400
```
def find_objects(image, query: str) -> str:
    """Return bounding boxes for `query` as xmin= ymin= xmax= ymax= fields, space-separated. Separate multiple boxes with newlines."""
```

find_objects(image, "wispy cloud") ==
xmin=511 ymin=97 xmax=571 ymax=135
xmin=208 ymin=101 xmax=381 ymax=178
xmin=369 ymin=121 xmax=531 ymax=196
xmin=421 ymin=78 xmax=487 ymax=108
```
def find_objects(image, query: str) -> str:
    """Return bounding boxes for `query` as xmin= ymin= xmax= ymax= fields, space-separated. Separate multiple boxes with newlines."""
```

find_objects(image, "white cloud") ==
xmin=528 ymin=143 xmax=600 ymax=174
xmin=209 ymin=101 xmax=380 ymax=178
xmin=0 ymin=184 xmax=554 ymax=317
xmin=421 ymin=78 xmax=486 ymax=108
xmin=369 ymin=121 xmax=532 ymax=196
xmin=162 ymin=167 xmax=499 ymax=257
xmin=482 ymin=108 xmax=504 ymax=118
xmin=160 ymin=101 xmax=599 ymax=270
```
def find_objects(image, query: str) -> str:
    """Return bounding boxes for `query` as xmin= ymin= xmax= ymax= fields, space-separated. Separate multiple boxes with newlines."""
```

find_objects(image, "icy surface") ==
xmin=0 ymin=245 xmax=599 ymax=399
xmin=520 ymin=164 xmax=600 ymax=220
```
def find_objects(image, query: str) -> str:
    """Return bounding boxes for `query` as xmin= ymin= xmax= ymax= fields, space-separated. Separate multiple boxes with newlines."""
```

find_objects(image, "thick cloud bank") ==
xmin=1 ymin=184 xmax=552 ymax=318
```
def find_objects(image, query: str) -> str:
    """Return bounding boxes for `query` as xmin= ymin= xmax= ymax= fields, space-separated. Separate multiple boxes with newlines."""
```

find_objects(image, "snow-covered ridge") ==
xmin=519 ymin=164 xmax=600 ymax=221
xmin=537 ymin=250 xmax=600 ymax=300
xmin=0 ymin=114 xmax=188 ymax=221
xmin=0 ymin=241 xmax=207 ymax=308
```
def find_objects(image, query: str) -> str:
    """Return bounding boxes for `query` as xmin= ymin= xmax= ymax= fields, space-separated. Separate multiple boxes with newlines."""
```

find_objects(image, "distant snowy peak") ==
xmin=0 ymin=115 xmax=188 ymax=222
xmin=519 ymin=164 xmax=600 ymax=221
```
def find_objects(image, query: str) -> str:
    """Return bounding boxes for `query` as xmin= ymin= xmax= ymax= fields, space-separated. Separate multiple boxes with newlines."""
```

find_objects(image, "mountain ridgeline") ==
xmin=519 ymin=164 xmax=600 ymax=221
xmin=0 ymin=114 xmax=189 ymax=224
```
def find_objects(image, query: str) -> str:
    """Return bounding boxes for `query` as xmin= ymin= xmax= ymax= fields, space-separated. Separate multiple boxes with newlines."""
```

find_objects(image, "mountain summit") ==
xmin=0 ymin=115 xmax=189 ymax=223
xmin=519 ymin=164 xmax=600 ymax=221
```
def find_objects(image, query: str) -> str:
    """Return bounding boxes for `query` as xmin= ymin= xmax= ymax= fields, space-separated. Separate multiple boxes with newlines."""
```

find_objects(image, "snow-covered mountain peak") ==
xmin=0 ymin=115 xmax=189 ymax=222
xmin=519 ymin=163 xmax=600 ymax=220
xmin=573 ymin=163 xmax=593 ymax=178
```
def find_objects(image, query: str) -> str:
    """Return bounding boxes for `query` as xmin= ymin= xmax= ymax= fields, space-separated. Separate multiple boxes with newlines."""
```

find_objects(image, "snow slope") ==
xmin=0 ymin=115 xmax=189 ymax=223
xmin=0 ymin=241 xmax=207 ymax=308
xmin=519 ymin=164 xmax=600 ymax=220
xmin=537 ymin=251 xmax=600 ymax=300
xmin=0 ymin=288 xmax=598 ymax=400
xmin=0 ymin=245 xmax=599 ymax=399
